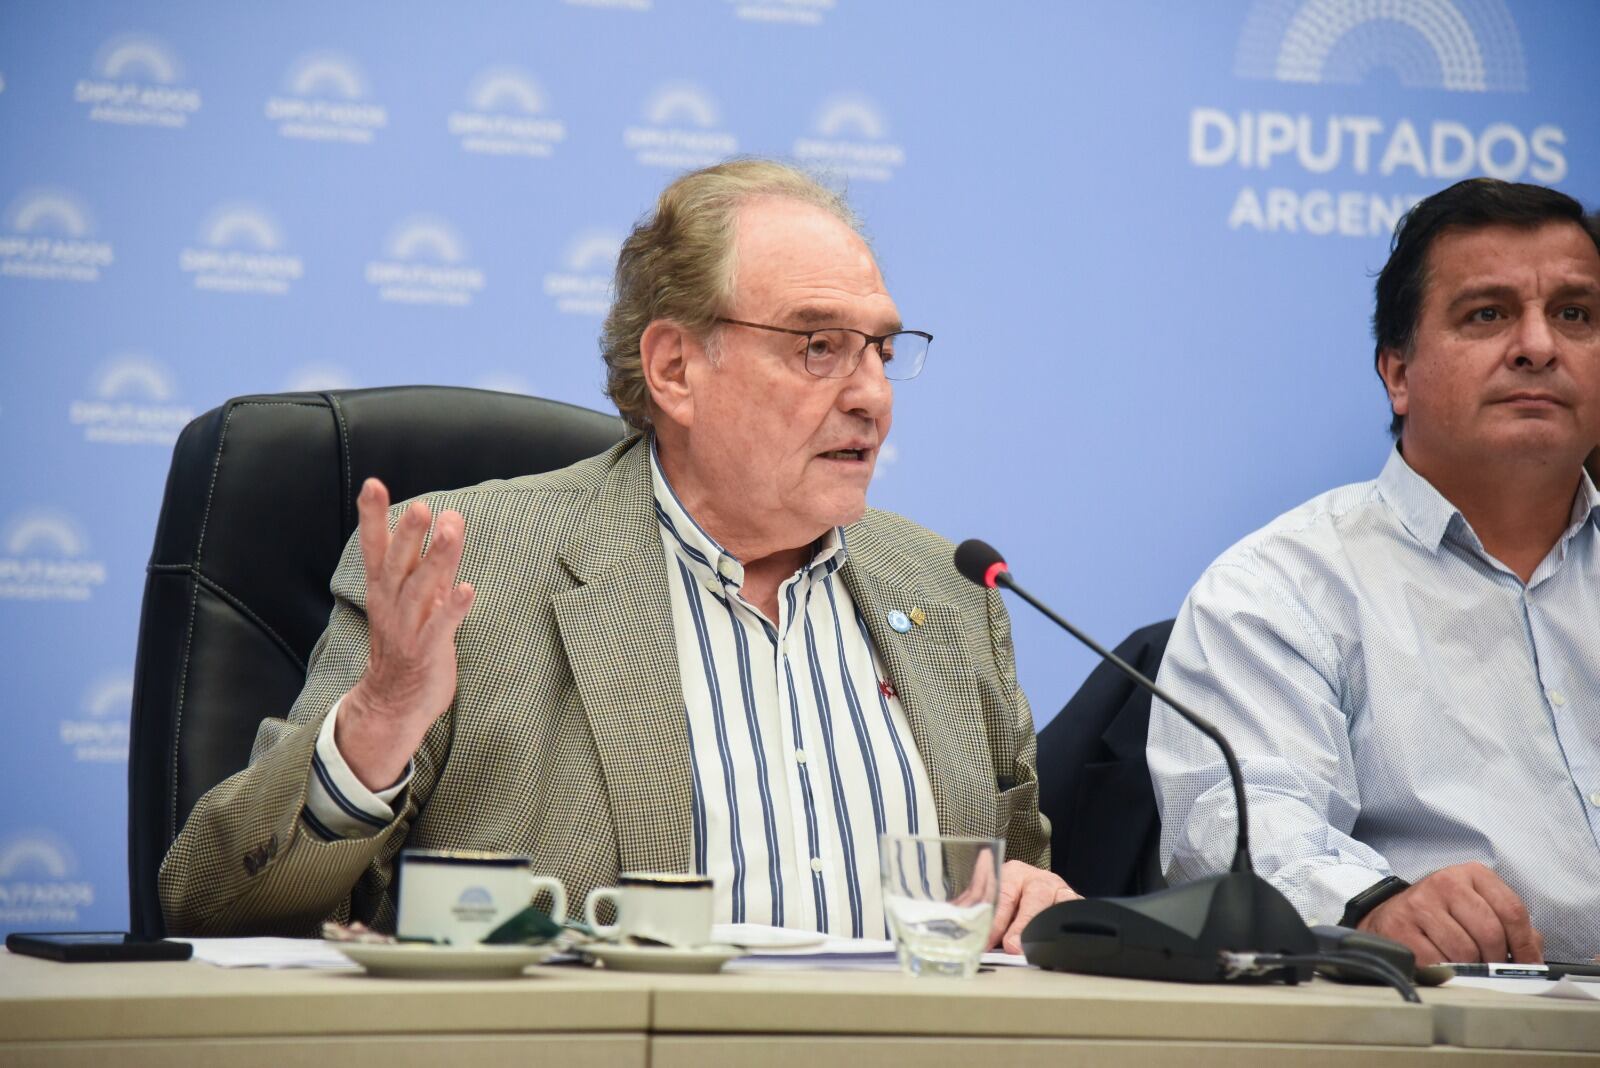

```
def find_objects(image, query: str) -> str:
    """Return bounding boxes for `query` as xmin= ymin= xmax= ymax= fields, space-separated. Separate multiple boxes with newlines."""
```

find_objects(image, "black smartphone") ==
xmin=6 ymin=932 xmax=194 ymax=963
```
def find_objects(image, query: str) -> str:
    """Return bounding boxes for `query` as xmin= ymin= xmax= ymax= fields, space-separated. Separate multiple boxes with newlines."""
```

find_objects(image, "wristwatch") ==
xmin=1339 ymin=875 xmax=1410 ymax=928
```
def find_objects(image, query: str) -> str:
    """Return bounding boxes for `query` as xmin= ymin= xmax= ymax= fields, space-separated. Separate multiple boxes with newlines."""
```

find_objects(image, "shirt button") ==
xmin=1549 ymin=690 xmax=1567 ymax=707
xmin=1590 ymin=793 xmax=1600 ymax=808
xmin=810 ymin=857 xmax=824 ymax=873
xmin=795 ymin=749 xmax=808 ymax=765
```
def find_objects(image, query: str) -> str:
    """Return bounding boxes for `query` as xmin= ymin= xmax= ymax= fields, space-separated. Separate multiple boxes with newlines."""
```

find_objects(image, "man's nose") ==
xmin=843 ymin=343 xmax=895 ymax=414
xmin=1509 ymin=308 xmax=1560 ymax=369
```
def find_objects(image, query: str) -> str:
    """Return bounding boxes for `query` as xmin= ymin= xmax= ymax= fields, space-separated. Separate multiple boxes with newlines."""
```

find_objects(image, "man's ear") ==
xmin=1376 ymin=346 xmax=1410 ymax=421
xmin=640 ymin=320 xmax=696 ymax=430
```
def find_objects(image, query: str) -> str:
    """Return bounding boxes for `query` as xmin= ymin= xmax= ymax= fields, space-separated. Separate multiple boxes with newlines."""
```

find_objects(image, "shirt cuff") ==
xmin=302 ymin=695 xmax=413 ymax=840
xmin=1285 ymin=862 xmax=1395 ymax=927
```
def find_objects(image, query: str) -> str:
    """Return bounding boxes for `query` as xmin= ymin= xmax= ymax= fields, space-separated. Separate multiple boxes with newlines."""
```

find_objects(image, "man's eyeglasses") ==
xmin=716 ymin=318 xmax=932 ymax=381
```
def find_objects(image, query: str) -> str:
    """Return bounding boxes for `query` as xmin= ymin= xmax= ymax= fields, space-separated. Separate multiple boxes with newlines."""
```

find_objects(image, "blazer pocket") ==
xmin=995 ymin=778 xmax=1040 ymax=843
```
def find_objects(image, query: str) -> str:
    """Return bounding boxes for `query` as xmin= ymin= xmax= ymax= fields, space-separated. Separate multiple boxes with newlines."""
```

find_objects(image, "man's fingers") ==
xmin=376 ymin=499 xmax=433 ymax=608
xmin=1407 ymin=931 xmax=1448 ymax=968
xmin=986 ymin=868 xmax=1023 ymax=949
xmin=394 ymin=510 xmax=468 ymax=638
xmin=1471 ymin=869 xmax=1542 ymax=963
xmin=418 ymin=581 xmax=475 ymax=648
xmin=357 ymin=478 xmax=392 ymax=588
xmin=1002 ymin=877 xmax=1060 ymax=955
xmin=1416 ymin=908 xmax=1480 ymax=964
xmin=1445 ymin=893 xmax=1508 ymax=965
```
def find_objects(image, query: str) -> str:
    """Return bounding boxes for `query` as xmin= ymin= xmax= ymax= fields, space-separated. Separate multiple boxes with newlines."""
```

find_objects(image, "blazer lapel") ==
xmin=552 ymin=439 xmax=695 ymax=876
xmin=840 ymin=522 xmax=997 ymax=840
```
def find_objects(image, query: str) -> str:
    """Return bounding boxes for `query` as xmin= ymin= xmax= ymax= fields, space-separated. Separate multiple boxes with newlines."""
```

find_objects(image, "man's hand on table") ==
xmin=1357 ymin=862 xmax=1543 ymax=966
xmin=336 ymin=478 xmax=475 ymax=791
xmin=986 ymin=861 xmax=1080 ymax=955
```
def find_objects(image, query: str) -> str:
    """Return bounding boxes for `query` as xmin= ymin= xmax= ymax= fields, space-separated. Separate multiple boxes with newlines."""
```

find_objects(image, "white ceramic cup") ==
xmin=583 ymin=873 xmax=714 ymax=947
xmin=397 ymin=849 xmax=567 ymax=945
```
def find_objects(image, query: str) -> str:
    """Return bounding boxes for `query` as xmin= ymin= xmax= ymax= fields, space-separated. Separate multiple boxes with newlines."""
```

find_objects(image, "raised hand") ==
xmin=335 ymin=478 xmax=475 ymax=790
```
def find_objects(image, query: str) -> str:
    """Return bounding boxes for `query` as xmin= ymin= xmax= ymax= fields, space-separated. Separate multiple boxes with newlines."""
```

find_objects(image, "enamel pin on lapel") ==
xmin=907 ymin=607 xmax=926 ymax=626
xmin=887 ymin=610 xmax=911 ymax=633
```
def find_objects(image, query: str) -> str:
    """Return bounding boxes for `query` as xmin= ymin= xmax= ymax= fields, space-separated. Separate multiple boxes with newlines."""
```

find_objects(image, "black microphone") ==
xmin=956 ymin=538 xmax=1317 ymax=983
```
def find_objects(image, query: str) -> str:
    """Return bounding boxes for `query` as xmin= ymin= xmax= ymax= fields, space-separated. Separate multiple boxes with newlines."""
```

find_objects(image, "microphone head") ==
xmin=954 ymin=539 xmax=1010 ymax=589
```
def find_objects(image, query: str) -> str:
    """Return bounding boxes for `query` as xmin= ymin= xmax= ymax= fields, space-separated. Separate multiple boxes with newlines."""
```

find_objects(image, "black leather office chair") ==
xmin=127 ymin=387 xmax=626 ymax=938
xmin=1037 ymin=620 xmax=1174 ymax=899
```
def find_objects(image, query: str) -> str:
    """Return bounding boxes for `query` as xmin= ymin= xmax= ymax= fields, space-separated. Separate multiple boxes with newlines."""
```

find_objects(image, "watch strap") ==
xmin=1339 ymin=875 xmax=1410 ymax=928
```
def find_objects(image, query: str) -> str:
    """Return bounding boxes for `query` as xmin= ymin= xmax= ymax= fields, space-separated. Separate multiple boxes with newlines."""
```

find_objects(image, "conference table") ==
xmin=1 ymin=949 xmax=1596 ymax=1066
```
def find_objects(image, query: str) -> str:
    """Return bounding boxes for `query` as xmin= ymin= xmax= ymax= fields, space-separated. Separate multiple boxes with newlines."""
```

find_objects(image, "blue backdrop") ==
xmin=3 ymin=0 xmax=1596 ymax=935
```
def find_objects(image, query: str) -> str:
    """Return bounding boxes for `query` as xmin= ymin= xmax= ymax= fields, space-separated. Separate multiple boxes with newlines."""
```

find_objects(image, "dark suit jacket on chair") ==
xmin=1038 ymin=620 xmax=1173 ymax=899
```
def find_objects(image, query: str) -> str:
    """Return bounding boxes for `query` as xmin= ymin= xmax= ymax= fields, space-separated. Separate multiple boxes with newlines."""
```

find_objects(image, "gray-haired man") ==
xmin=162 ymin=159 xmax=1074 ymax=951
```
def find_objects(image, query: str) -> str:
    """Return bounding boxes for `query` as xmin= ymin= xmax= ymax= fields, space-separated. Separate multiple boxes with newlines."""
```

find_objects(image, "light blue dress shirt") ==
xmin=1148 ymin=448 xmax=1600 ymax=961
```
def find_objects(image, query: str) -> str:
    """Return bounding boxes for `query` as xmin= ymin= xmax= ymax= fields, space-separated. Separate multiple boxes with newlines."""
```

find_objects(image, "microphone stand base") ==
xmin=1021 ymin=871 xmax=1318 ymax=983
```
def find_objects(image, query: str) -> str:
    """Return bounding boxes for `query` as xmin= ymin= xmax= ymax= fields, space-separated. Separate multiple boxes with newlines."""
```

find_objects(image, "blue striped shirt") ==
xmin=652 ymin=441 xmax=937 ymax=937
xmin=1149 ymin=448 xmax=1600 ymax=961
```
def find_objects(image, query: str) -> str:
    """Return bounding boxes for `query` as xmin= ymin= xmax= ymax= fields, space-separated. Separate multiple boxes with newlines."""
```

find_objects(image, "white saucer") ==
xmin=713 ymin=923 xmax=827 ymax=950
xmin=584 ymin=942 xmax=743 ymax=974
xmin=332 ymin=941 xmax=560 ymax=979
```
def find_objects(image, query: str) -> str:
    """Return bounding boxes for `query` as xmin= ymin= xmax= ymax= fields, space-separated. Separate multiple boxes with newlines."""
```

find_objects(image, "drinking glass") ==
xmin=879 ymin=834 xmax=1004 ymax=978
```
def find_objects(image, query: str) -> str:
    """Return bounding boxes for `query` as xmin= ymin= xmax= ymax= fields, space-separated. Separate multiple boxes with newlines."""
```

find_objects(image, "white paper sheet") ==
xmin=1446 ymin=974 xmax=1600 ymax=1000
xmin=1541 ymin=976 xmax=1600 ymax=1002
xmin=177 ymin=937 xmax=354 ymax=969
xmin=725 ymin=935 xmax=1032 ymax=972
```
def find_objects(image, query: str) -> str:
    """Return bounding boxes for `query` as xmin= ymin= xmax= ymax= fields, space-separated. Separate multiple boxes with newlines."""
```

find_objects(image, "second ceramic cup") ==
xmin=584 ymin=873 xmax=713 ymax=947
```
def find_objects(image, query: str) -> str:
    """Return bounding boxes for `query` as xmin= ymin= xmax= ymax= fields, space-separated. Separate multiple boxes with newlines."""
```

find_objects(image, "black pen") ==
xmin=1448 ymin=963 xmax=1549 ymax=979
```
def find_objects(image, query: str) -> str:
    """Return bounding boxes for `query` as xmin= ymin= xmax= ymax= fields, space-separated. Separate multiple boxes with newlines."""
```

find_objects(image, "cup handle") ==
xmin=584 ymin=887 xmax=620 ymax=938
xmin=529 ymin=875 xmax=567 ymax=927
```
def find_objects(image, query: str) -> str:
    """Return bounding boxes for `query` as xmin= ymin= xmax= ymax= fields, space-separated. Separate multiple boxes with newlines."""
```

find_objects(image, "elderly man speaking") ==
xmin=160 ymin=159 xmax=1073 ymax=952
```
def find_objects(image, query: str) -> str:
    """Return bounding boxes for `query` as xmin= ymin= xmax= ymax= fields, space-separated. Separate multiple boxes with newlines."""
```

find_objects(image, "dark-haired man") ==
xmin=1149 ymin=178 xmax=1600 ymax=966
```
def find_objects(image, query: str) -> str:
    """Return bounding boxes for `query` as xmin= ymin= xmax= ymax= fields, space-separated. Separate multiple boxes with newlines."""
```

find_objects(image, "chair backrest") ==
xmin=127 ymin=387 xmax=626 ymax=937
xmin=1037 ymin=620 xmax=1174 ymax=899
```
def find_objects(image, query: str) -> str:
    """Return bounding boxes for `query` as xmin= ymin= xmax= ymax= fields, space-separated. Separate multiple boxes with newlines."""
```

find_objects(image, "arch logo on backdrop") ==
xmin=59 ymin=676 xmax=132 ymax=765
xmin=266 ymin=52 xmax=388 ymax=145
xmin=0 ymin=832 xmax=95 ymax=927
xmin=1190 ymin=0 xmax=1567 ymax=237
xmin=0 ymin=188 xmax=113 ymax=284
xmin=450 ymin=68 xmax=567 ymax=159
xmin=544 ymin=231 xmax=621 ymax=316
xmin=75 ymin=33 xmax=200 ymax=128
xmin=728 ymin=0 xmax=836 ymax=25
xmin=794 ymin=95 xmax=905 ymax=184
xmin=284 ymin=365 xmax=356 ymax=392
xmin=67 ymin=354 xmax=194 ymax=446
xmin=179 ymin=203 xmax=304 ymax=296
xmin=625 ymin=83 xmax=738 ymax=170
xmin=365 ymin=216 xmax=486 ymax=307
xmin=0 ymin=509 xmax=106 ymax=601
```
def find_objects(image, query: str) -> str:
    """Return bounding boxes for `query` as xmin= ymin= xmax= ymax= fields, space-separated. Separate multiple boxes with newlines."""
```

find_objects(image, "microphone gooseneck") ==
xmin=952 ymin=538 xmax=1332 ymax=987
xmin=954 ymin=538 xmax=1252 ymax=875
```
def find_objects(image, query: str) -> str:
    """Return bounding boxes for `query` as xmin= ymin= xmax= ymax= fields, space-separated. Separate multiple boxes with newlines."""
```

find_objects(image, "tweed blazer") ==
xmin=160 ymin=436 xmax=1047 ymax=936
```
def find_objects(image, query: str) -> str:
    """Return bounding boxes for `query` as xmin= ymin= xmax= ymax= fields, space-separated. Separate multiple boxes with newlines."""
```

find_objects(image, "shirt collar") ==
xmin=1378 ymin=445 xmax=1600 ymax=554
xmin=1568 ymin=466 xmax=1600 ymax=535
xmin=648 ymin=435 xmax=847 ymax=596
xmin=1376 ymin=446 xmax=1461 ymax=552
